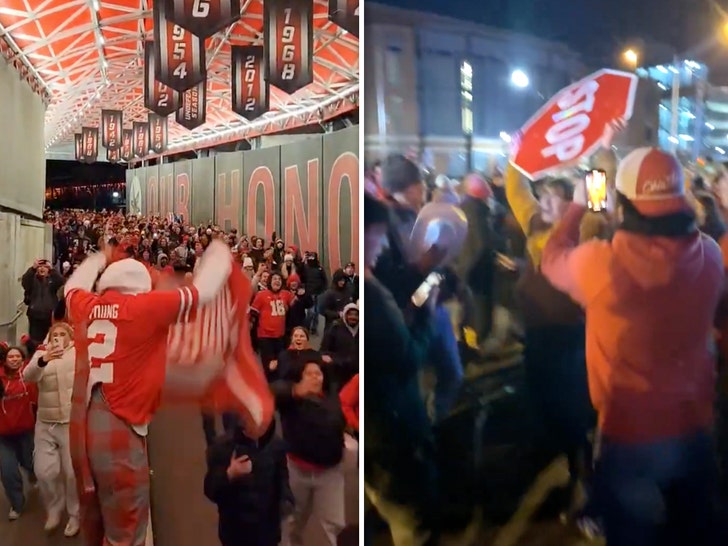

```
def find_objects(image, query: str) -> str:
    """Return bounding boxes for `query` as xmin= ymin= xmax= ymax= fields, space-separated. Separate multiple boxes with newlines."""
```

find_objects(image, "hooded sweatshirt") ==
xmin=541 ymin=202 xmax=724 ymax=443
xmin=0 ymin=365 xmax=37 ymax=436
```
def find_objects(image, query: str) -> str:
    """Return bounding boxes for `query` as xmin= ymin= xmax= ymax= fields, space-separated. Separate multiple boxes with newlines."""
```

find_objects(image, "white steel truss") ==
xmin=0 ymin=0 xmax=359 ymax=156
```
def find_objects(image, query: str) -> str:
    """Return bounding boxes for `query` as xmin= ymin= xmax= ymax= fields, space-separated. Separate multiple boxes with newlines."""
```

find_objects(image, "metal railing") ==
xmin=0 ymin=302 xmax=26 ymax=344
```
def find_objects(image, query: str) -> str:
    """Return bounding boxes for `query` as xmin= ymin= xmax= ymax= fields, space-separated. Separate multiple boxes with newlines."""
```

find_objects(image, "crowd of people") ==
xmin=0 ymin=208 xmax=360 ymax=546
xmin=364 ymin=142 xmax=728 ymax=546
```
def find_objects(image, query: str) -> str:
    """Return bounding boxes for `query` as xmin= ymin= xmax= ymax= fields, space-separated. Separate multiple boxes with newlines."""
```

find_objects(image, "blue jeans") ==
xmin=595 ymin=430 xmax=721 ymax=546
xmin=429 ymin=305 xmax=464 ymax=421
xmin=0 ymin=432 xmax=35 ymax=511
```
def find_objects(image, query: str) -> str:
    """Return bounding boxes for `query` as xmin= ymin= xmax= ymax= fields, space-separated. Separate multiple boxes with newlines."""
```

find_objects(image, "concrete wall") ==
xmin=0 ymin=213 xmax=52 ymax=344
xmin=0 ymin=57 xmax=46 ymax=218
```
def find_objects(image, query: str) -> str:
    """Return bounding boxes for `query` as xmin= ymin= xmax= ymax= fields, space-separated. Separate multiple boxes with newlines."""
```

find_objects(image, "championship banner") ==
xmin=144 ymin=41 xmax=180 ymax=116
xmin=74 ymin=133 xmax=84 ymax=162
xmin=328 ymin=0 xmax=359 ymax=37
xmin=107 ymin=147 xmax=121 ymax=164
xmin=264 ymin=0 xmax=314 ymax=94
xmin=511 ymin=69 xmax=638 ymax=180
xmin=149 ymin=113 xmax=169 ymax=154
xmin=121 ymin=129 xmax=134 ymax=162
xmin=163 ymin=0 xmax=241 ymax=39
xmin=153 ymin=0 xmax=206 ymax=92
xmin=231 ymin=45 xmax=269 ymax=120
xmin=100 ymin=109 xmax=123 ymax=150
xmin=176 ymin=81 xmax=206 ymax=130
xmin=133 ymin=121 xmax=149 ymax=158
xmin=81 ymin=127 xmax=98 ymax=163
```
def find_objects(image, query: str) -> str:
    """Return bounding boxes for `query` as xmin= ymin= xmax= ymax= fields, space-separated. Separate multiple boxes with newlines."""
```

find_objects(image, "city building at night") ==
xmin=364 ymin=2 xmax=584 ymax=177
xmin=633 ymin=59 xmax=728 ymax=162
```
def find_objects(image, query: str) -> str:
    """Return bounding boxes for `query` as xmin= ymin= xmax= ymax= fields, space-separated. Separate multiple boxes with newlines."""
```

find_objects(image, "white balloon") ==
xmin=409 ymin=202 xmax=468 ymax=267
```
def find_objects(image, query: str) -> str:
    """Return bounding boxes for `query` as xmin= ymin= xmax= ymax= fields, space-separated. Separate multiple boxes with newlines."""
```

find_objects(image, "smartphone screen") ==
xmin=586 ymin=169 xmax=608 ymax=212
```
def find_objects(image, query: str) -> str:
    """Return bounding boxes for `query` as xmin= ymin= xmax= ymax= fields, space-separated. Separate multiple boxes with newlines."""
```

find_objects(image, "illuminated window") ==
xmin=461 ymin=60 xmax=473 ymax=135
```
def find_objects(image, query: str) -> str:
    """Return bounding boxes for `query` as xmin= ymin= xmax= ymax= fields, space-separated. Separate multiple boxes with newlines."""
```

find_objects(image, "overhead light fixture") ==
xmin=668 ymin=136 xmax=679 ymax=144
xmin=706 ymin=122 xmax=715 ymax=130
xmin=679 ymin=134 xmax=694 ymax=141
xmin=716 ymin=147 xmax=726 ymax=155
xmin=499 ymin=131 xmax=511 ymax=143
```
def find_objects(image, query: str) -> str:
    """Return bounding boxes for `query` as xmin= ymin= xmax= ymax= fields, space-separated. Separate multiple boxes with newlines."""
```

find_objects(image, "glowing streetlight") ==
xmin=623 ymin=48 xmax=639 ymax=67
xmin=510 ymin=69 xmax=529 ymax=88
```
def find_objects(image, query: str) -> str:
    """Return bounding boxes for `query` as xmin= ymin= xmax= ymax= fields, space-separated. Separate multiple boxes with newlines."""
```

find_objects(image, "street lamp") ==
xmin=623 ymin=48 xmax=639 ymax=67
xmin=510 ymin=69 xmax=529 ymax=89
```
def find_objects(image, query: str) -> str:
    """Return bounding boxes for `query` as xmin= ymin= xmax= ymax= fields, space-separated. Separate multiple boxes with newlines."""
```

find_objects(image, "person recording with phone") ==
xmin=22 ymin=258 xmax=65 ymax=344
xmin=204 ymin=422 xmax=289 ymax=546
xmin=541 ymin=147 xmax=725 ymax=545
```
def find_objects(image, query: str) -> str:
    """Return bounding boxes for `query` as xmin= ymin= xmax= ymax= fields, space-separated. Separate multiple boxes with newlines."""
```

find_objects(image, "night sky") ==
xmin=376 ymin=0 xmax=728 ymax=81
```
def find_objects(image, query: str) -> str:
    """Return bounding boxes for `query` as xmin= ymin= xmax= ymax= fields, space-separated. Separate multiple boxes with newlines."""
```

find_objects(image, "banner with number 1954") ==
xmin=264 ymin=0 xmax=314 ymax=95
xmin=164 ymin=0 xmax=241 ymax=39
xmin=153 ymin=0 xmax=206 ymax=92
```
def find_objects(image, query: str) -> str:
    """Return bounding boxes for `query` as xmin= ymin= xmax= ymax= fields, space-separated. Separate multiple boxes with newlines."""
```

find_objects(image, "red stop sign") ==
xmin=511 ymin=69 xmax=638 ymax=180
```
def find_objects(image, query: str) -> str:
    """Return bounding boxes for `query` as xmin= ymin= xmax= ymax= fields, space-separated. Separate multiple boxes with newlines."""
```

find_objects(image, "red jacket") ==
xmin=542 ymin=203 xmax=724 ymax=443
xmin=0 ymin=366 xmax=37 ymax=436
xmin=339 ymin=374 xmax=359 ymax=430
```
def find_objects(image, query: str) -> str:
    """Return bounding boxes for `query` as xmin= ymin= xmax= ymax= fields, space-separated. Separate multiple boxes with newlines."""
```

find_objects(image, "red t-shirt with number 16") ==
xmin=66 ymin=286 xmax=199 ymax=428
xmin=250 ymin=289 xmax=294 ymax=339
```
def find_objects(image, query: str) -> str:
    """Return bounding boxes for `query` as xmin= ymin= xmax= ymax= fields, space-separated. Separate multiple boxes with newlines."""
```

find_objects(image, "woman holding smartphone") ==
xmin=23 ymin=322 xmax=79 ymax=536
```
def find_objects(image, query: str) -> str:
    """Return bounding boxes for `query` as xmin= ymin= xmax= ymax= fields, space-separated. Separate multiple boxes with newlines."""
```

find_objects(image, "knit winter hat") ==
xmin=97 ymin=258 xmax=152 ymax=295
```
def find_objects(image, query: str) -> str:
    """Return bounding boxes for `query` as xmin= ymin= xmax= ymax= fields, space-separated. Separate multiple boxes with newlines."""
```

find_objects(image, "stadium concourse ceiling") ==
xmin=0 ymin=0 xmax=359 ymax=160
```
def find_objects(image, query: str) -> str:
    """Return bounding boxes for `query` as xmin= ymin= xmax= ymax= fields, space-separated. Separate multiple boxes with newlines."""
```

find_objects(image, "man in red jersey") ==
xmin=250 ymin=271 xmax=295 ymax=381
xmin=65 ymin=239 xmax=230 ymax=546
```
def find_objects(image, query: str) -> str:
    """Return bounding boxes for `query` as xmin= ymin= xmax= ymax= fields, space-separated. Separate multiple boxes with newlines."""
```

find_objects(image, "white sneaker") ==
xmin=64 ymin=517 xmax=80 ymax=537
xmin=44 ymin=510 xmax=62 ymax=532
xmin=8 ymin=509 xmax=20 ymax=521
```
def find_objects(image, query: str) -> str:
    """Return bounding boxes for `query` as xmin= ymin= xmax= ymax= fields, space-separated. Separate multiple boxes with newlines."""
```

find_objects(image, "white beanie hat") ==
xmin=97 ymin=258 xmax=152 ymax=295
xmin=243 ymin=257 xmax=254 ymax=268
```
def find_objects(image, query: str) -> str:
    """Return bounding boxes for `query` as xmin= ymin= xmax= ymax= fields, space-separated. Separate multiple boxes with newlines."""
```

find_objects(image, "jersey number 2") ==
xmin=87 ymin=320 xmax=118 ymax=386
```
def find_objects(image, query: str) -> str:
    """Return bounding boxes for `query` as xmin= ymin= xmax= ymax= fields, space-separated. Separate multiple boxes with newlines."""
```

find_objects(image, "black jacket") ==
xmin=302 ymin=255 xmax=328 ymax=295
xmin=21 ymin=267 xmax=64 ymax=321
xmin=320 ymin=320 xmax=358 ymax=389
xmin=271 ymin=382 xmax=345 ymax=468
xmin=285 ymin=291 xmax=313 ymax=333
xmin=204 ymin=426 xmax=290 ymax=546
xmin=364 ymin=276 xmax=437 ymax=508
xmin=318 ymin=270 xmax=354 ymax=330
xmin=277 ymin=348 xmax=322 ymax=382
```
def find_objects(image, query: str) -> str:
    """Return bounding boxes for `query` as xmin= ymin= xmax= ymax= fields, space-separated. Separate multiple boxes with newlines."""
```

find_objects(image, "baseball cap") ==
xmin=463 ymin=173 xmax=493 ymax=201
xmin=615 ymin=147 xmax=690 ymax=217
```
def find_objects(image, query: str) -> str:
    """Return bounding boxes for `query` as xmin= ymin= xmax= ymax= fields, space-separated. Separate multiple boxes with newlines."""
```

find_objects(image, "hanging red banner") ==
xmin=163 ymin=0 xmax=241 ymax=39
xmin=264 ymin=0 xmax=314 ymax=95
xmin=81 ymin=127 xmax=98 ymax=164
xmin=133 ymin=121 xmax=149 ymax=158
xmin=144 ymin=41 xmax=180 ymax=117
xmin=231 ymin=45 xmax=269 ymax=121
xmin=176 ymin=81 xmax=206 ymax=130
xmin=149 ymin=113 xmax=169 ymax=154
xmin=328 ymin=0 xmax=358 ymax=37
xmin=121 ymin=129 xmax=134 ymax=162
xmin=74 ymin=133 xmax=84 ymax=162
xmin=107 ymin=147 xmax=121 ymax=164
xmin=153 ymin=0 xmax=206 ymax=92
xmin=101 ymin=109 xmax=123 ymax=150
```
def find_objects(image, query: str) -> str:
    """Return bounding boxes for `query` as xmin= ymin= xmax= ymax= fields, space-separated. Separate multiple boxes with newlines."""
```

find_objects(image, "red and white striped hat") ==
xmin=615 ymin=147 xmax=690 ymax=217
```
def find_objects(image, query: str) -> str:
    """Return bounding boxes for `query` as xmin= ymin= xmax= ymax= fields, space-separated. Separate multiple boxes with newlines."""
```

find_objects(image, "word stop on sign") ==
xmin=542 ymin=80 xmax=599 ymax=161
